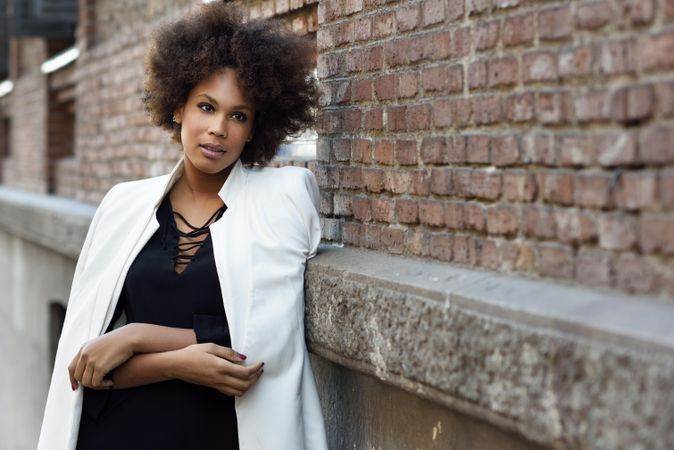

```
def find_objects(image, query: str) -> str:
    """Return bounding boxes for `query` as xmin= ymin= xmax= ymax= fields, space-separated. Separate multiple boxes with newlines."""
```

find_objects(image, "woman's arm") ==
xmin=110 ymin=343 xmax=263 ymax=396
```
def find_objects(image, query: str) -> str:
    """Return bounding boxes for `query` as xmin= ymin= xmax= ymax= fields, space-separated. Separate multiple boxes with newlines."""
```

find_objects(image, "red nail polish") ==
xmin=238 ymin=353 xmax=247 ymax=360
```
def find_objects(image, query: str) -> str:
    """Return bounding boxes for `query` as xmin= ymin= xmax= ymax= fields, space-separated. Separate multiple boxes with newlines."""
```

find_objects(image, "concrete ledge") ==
xmin=305 ymin=246 xmax=674 ymax=450
xmin=0 ymin=187 xmax=95 ymax=259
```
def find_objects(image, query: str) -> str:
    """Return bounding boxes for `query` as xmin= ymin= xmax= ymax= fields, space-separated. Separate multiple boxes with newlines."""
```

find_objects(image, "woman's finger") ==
xmin=67 ymin=352 xmax=80 ymax=390
xmin=207 ymin=344 xmax=246 ymax=363
xmin=81 ymin=363 xmax=95 ymax=388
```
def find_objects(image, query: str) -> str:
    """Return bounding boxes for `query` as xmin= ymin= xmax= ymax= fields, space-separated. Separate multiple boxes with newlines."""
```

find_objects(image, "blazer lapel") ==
xmin=88 ymin=158 xmax=185 ymax=337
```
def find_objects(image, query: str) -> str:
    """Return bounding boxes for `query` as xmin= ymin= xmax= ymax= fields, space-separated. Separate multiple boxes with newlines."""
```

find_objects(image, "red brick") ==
xmin=666 ymin=0 xmax=674 ymax=18
xmin=333 ymin=193 xmax=353 ymax=216
xmin=542 ymin=171 xmax=574 ymax=205
xmin=446 ymin=135 xmax=467 ymax=163
xmin=333 ymin=138 xmax=351 ymax=161
xmin=624 ymin=0 xmax=655 ymax=25
xmin=362 ymin=224 xmax=382 ymax=250
xmin=451 ymin=99 xmax=473 ymax=129
xmin=421 ymin=136 xmax=446 ymax=163
xmin=599 ymin=212 xmax=637 ymax=250
xmin=639 ymin=125 xmax=674 ymax=164
xmin=475 ymin=20 xmax=500 ymax=51
xmin=343 ymin=109 xmax=362 ymax=132
xmin=342 ymin=222 xmax=362 ymax=246
xmin=470 ymin=169 xmax=502 ymax=200
xmin=451 ymin=168 xmax=473 ymax=198
xmin=374 ymin=74 xmax=396 ymax=100
xmin=373 ymin=12 xmax=396 ymax=38
xmin=655 ymin=81 xmax=674 ymax=117
xmin=554 ymin=209 xmax=597 ymax=244
xmin=536 ymin=244 xmax=574 ymax=280
xmin=396 ymin=199 xmax=419 ymax=224
xmin=354 ymin=17 xmax=372 ymax=41
xmin=661 ymin=169 xmax=674 ymax=209
xmin=492 ymin=135 xmax=520 ymax=166
xmin=503 ymin=170 xmax=537 ymax=202
xmin=472 ymin=95 xmax=503 ymax=125
xmin=467 ymin=0 xmax=492 ymax=16
xmin=523 ymin=206 xmax=557 ymax=239
xmin=612 ymin=85 xmax=655 ymax=123
xmin=351 ymin=139 xmax=372 ymax=164
xmin=574 ymin=172 xmax=612 ymax=208
xmin=600 ymin=39 xmax=636 ymax=75
xmin=576 ymin=248 xmax=612 ymax=288
xmin=379 ymin=226 xmax=404 ymax=254
xmin=523 ymin=51 xmax=559 ymax=82
xmin=396 ymin=5 xmax=420 ymax=32
xmin=445 ymin=202 xmax=466 ymax=230
xmin=522 ymin=133 xmax=556 ymax=165
xmin=493 ymin=0 xmax=520 ymax=8
xmin=430 ymin=234 xmax=452 ymax=261
xmin=384 ymin=171 xmax=411 ymax=194
xmin=431 ymin=100 xmax=451 ymax=128
xmin=451 ymin=26 xmax=471 ymax=56
xmin=447 ymin=0 xmax=465 ymax=20
xmin=405 ymin=229 xmax=430 ymax=256
xmin=468 ymin=60 xmax=488 ymax=90
xmin=639 ymin=31 xmax=674 ymax=70
xmin=422 ymin=0 xmax=446 ymax=27
xmin=575 ymin=90 xmax=611 ymax=123
xmin=452 ymin=234 xmax=478 ymax=264
xmin=597 ymin=130 xmax=638 ymax=167
xmin=575 ymin=0 xmax=613 ymax=29
xmin=422 ymin=65 xmax=462 ymax=93
xmin=537 ymin=91 xmax=573 ymax=125
xmin=406 ymin=104 xmax=431 ymax=130
xmin=538 ymin=6 xmax=572 ymax=41
xmin=503 ymin=13 xmax=534 ymax=47
xmin=504 ymin=93 xmax=535 ymax=122
xmin=465 ymin=134 xmax=491 ymax=164
xmin=640 ymin=213 xmax=674 ymax=254
xmin=374 ymin=140 xmax=394 ymax=165
xmin=385 ymin=40 xmax=408 ymax=68
xmin=340 ymin=167 xmax=363 ymax=189
xmin=395 ymin=140 xmax=418 ymax=165
xmin=430 ymin=168 xmax=452 ymax=195
xmin=488 ymin=57 xmax=518 ymax=88
xmin=387 ymin=106 xmax=407 ymax=131
xmin=556 ymin=133 xmax=597 ymax=167
xmin=363 ymin=108 xmax=383 ymax=131
xmin=487 ymin=205 xmax=520 ymax=236
xmin=351 ymin=78 xmax=373 ymax=102
xmin=421 ymin=31 xmax=451 ymax=60
xmin=465 ymin=203 xmax=486 ymax=232
xmin=371 ymin=198 xmax=395 ymax=223
xmin=362 ymin=168 xmax=384 ymax=193
xmin=419 ymin=200 xmax=446 ymax=227
xmin=613 ymin=171 xmax=658 ymax=210
xmin=321 ymin=80 xmax=350 ymax=106
xmin=559 ymin=45 xmax=594 ymax=78
xmin=352 ymin=196 xmax=372 ymax=221
xmin=410 ymin=170 xmax=431 ymax=195
xmin=615 ymin=253 xmax=657 ymax=293
xmin=397 ymin=72 xmax=419 ymax=99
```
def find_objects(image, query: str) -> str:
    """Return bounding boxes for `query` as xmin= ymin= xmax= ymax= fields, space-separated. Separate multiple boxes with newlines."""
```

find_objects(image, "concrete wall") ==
xmin=0 ymin=229 xmax=76 ymax=450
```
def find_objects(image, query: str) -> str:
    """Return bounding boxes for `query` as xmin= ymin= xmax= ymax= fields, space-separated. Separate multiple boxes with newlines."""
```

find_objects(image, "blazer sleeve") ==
xmin=284 ymin=167 xmax=321 ymax=259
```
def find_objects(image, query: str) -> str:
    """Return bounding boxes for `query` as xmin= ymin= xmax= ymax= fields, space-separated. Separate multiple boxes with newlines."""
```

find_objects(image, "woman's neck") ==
xmin=176 ymin=157 xmax=234 ymax=201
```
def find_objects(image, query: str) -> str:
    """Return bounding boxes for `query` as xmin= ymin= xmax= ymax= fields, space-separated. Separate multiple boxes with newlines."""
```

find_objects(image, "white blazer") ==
xmin=38 ymin=158 xmax=328 ymax=450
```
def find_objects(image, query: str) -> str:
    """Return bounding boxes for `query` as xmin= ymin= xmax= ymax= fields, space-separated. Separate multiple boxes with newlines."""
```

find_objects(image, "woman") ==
xmin=38 ymin=3 xmax=327 ymax=449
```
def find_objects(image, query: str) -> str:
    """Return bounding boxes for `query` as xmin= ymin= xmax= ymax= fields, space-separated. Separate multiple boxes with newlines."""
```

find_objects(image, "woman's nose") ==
xmin=208 ymin=118 xmax=228 ymax=138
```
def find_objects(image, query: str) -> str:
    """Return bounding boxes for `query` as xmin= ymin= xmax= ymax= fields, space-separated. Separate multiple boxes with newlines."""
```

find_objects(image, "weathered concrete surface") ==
xmin=310 ymin=353 xmax=547 ymax=450
xmin=0 ymin=186 xmax=96 ymax=259
xmin=306 ymin=246 xmax=674 ymax=450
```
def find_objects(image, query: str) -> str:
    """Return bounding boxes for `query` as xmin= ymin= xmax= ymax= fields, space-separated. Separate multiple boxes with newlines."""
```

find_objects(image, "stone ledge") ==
xmin=0 ymin=187 xmax=95 ymax=259
xmin=305 ymin=246 xmax=674 ymax=450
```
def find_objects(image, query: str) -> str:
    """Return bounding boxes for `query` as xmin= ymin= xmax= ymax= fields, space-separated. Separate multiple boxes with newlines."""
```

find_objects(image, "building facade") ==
xmin=1 ymin=0 xmax=673 ymax=449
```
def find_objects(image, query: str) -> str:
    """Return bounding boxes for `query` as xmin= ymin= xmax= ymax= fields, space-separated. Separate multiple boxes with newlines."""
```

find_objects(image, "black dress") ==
xmin=77 ymin=195 xmax=239 ymax=450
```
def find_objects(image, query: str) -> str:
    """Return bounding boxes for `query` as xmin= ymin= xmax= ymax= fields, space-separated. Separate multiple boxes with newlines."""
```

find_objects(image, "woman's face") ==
xmin=174 ymin=68 xmax=255 ymax=175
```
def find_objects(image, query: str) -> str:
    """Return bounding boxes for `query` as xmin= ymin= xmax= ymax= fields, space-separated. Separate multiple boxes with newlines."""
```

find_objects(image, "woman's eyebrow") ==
xmin=196 ymin=93 xmax=253 ymax=111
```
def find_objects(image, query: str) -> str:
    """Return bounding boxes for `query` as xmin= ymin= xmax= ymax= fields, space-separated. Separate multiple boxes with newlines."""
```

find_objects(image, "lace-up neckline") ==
xmin=165 ymin=200 xmax=227 ymax=274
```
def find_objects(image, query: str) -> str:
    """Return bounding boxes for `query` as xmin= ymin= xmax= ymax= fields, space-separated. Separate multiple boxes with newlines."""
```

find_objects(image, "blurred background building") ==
xmin=1 ymin=0 xmax=673 ymax=449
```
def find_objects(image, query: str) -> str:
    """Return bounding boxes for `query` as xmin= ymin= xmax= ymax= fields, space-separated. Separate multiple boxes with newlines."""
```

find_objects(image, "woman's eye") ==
xmin=198 ymin=103 xmax=214 ymax=113
xmin=232 ymin=112 xmax=247 ymax=122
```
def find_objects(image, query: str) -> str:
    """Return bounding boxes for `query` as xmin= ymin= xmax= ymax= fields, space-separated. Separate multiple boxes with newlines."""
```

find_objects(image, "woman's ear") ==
xmin=172 ymin=107 xmax=183 ymax=124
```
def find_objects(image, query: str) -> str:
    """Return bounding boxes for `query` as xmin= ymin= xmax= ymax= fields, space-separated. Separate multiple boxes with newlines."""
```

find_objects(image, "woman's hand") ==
xmin=68 ymin=326 xmax=136 ymax=390
xmin=168 ymin=343 xmax=264 ymax=397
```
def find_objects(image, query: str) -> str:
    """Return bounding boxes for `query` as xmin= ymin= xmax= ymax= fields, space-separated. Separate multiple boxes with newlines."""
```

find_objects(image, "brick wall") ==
xmin=56 ymin=0 xmax=318 ymax=203
xmin=316 ymin=0 xmax=674 ymax=298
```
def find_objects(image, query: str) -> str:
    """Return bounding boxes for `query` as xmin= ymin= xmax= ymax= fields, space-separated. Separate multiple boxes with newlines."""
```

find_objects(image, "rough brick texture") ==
xmin=317 ymin=0 xmax=674 ymax=298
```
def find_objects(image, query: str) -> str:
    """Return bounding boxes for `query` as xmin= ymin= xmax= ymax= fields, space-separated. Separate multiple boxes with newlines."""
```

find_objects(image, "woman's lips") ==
xmin=200 ymin=144 xmax=226 ymax=160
